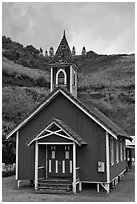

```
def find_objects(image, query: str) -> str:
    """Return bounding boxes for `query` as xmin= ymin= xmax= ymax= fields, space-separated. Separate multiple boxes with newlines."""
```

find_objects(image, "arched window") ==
xmin=58 ymin=71 xmax=65 ymax=85
xmin=56 ymin=69 xmax=67 ymax=85
xmin=73 ymin=72 xmax=76 ymax=86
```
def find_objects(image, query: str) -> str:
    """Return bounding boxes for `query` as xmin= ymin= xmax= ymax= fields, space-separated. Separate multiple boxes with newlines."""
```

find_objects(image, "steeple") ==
xmin=50 ymin=31 xmax=74 ymax=64
xmin=50 ymin=31 xmax=78 ymax=98
xmin=63 ymin=30 xmax=66 ymax=38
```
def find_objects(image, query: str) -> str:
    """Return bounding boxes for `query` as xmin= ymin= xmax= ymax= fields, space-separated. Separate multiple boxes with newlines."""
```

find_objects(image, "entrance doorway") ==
xmin=47 ymin=145 xmax=73 ymax=178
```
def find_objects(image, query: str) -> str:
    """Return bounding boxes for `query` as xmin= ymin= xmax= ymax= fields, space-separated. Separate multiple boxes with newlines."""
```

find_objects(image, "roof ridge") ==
xmin=6 ymin=86 xmax=132 ymax=141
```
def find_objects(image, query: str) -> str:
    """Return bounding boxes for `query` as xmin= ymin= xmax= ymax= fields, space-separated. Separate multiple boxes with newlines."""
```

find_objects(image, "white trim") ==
xmin=75 ymin=71 xmax=77 ymax=98
xmin=7 ymin=89 xmax=119 ymax=140
xmin=106 ymin=132 xmax=110 ymax=184
xmin=73 ymin=142 xmax=76 ymax=194
xmin=28 ymin=121 xmax=79 ymax=146
xmin=62 ymin=160 xmax=65 ymax=173
xmin=38 ymin=142 xmax=73 ymax=145
xmin=70 ymin=160 xmax=72 ymax=173
xmin=70 ymin=65 xmax=73 ymax=93
xmin=56 ymin=69 xmax=67 ymax=85
xmin=46 ymin=145 xmax=47 ymax=178
xmin=49 ymin=160 xmax=51 ymax=173
xmin=110 ymin=137 xmax=114 ymax=166
xmin=37 ymin=131 xmax=74 ymax=142
xmin=123 ymin=141 xmax=126 ymax=160
xmin=55 ymin=160 xmax=58 ymax=173
xmin=120 ymin=140 xmax=123 ymax=161
xmin=81 ymin=181 xmax=105 ymax=184
xmin=50 ymin=66 xmax=53 ymax=92
xmin=38 ymin=166 xmax=44 ymax=169
xmin=116 ymin=139 xmax=119 ymax=163
xmin=17 ymin=180 xmax=21 ymax=188
xmin=16 ymin=131 xmax=19 ymax=180
xmin=35 ymin=141 xmax=38 ymax=190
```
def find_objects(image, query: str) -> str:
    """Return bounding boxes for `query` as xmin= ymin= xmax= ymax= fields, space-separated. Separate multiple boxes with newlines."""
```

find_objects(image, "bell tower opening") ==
xmin=56 ymin=69 xmax=67 ymax=87
xmin=49 ymin=31 xmax=78 ymax=98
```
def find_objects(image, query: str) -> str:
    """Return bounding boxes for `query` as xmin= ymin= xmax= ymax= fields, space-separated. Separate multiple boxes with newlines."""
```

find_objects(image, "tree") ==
xmin=25 ymin=45 xmax=39 ymax=56
xmin=82 ymin=46 xmax=86 ymax=55
xmin=39 ymin=47 xmax=43 ymax=56
xmin=72 ymin=46 xmax=76 ymax=56
xmin=45 ymin=50 xmax=48 ymax=56
xmin=49 ymin=47 xmax=54 ymax=57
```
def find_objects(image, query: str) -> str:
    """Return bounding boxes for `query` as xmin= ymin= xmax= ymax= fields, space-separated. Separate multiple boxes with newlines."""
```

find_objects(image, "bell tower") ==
xmin=50 ymin=31 xmax=78 ymax=98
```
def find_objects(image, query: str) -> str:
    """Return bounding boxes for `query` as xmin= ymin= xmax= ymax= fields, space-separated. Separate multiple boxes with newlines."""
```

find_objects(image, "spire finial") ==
xmin=63 ymin=30 xmax=66 ymax=38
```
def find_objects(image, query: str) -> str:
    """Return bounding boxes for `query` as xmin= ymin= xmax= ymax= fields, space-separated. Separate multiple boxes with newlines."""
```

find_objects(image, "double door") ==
xmin=47 ymin=145 xmax=73 ymax=178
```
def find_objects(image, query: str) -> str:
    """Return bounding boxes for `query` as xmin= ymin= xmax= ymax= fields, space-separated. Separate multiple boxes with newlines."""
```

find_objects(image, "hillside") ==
xmin=2 ymin=53 xmax=135 ymax=137
xmin=2 ymin=36 xmax=135 ymax=139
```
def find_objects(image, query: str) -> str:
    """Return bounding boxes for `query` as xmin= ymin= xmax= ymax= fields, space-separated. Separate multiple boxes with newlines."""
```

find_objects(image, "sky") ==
xmin=2 ymin=2 xmax=135 ymax=55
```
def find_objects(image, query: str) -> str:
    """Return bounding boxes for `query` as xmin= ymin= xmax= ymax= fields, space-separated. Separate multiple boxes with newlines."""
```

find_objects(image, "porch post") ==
xmin=106 ymin=131 xmax=110 ymax=193
xmin=35 ymin=140 xmax=38 ymax=190
xmin=73 ymin=142 xmax=76 ymax=194
xmin=16 ymin=131 xmax=19 ymax=180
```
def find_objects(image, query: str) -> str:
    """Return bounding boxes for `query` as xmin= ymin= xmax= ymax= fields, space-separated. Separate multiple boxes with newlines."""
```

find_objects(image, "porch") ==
xmin=27 ymin=118 xmax=86 ymax=193
xmin=35 ymin=143 xmax=81 ymax=193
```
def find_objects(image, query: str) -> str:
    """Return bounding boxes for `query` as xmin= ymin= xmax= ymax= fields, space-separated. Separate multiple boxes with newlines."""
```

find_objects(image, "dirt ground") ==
xmin=2 ymin=166 xmax=135 ymax=202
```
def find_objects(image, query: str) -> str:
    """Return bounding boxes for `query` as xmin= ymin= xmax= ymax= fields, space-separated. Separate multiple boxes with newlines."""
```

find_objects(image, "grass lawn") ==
xmin=2 ymin=166 xmax=135 ymax=202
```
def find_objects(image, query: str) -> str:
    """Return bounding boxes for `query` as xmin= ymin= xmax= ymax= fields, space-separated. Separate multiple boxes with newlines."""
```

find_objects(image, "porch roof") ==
xmin=27 ymin=118 xmax=87 ymax=146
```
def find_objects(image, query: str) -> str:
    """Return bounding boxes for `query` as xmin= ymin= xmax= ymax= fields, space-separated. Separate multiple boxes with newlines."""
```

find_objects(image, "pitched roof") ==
xmin=6 ymin=87 xmax=132 ymax=141
xmin=50 ymin=31 xmax=75 ymax=65
xmin=27 ymin=118 xmax=87 ymax=146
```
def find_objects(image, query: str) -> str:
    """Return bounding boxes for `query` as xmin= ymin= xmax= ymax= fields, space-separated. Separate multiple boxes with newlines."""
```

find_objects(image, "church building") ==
xmin=6 ymin=31 xmax=132 ymax=194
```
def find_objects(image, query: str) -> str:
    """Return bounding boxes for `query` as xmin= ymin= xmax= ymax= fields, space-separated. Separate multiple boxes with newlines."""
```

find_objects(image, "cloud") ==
xmin=2 ymin=2 xmax=135 ymax=54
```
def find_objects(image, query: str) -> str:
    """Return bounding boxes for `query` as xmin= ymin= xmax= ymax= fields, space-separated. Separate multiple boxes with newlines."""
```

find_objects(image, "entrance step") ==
xmin=37 ymin=178 xmax=72 ymax=193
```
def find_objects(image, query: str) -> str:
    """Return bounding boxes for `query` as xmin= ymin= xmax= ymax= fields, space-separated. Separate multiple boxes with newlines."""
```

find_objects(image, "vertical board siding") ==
xmin=109 ymin=136 xmax=127 ymax=180
xmin=19 ymin=93 xmax=107 ymax=181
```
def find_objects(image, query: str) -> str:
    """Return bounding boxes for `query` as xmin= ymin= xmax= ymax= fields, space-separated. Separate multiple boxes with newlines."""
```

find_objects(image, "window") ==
xmin=123 ymin=141 xmax=126 ymax=160
xmin=116 ymin=140 xmax=119 ymax=163
xmin=56 ymin=69 xmax=67 ymax=85
xmin=52 ymin=151 xmax=55 ymax=159
xmin=110 ymin=138 xmax=114 ymax=165
xmin=58 ymin=71 xmax=65 ymax=85
xmin=73 ymin=72 xmax=76 ymax=86
xmin=65 ymin=151 xmax=69 ymax=159
xmin=120 ymin=140 xmax=123 ymax=161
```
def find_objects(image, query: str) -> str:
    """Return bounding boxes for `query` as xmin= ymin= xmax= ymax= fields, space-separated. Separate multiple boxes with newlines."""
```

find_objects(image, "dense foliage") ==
xmin=2 ymin=36 xmax=50 ymax=70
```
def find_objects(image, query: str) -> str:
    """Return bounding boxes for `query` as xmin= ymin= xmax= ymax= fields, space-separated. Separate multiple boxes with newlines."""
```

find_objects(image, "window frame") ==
xmin=56 ymin=69 xmax=67 ymax=85
xmin=116 ymin=140 xmax=119 ymax=163
xmin=110 ymin=137 xmax=114 ymax=166
xmin=120 ymin=140 xmax=123 ymax=161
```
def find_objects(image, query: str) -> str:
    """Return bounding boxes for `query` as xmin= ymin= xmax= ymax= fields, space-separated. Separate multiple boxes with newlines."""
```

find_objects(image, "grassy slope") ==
xmin=77 ymin=55 xmax=135 ymax=135
xmin=2 ymin=54 xmax=135 ymax=136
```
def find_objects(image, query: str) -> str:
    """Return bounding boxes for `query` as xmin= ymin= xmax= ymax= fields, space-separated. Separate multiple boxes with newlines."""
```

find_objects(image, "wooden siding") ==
xmin=18 ymin=93 xmax=107 ymax=181
xmin=38 ymin=134 xmax=72 ymax=143
xmin=38 ymin=145 xmax=46 ymax=179
xmin=109 ymin=136 xmax=127 ymax=180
